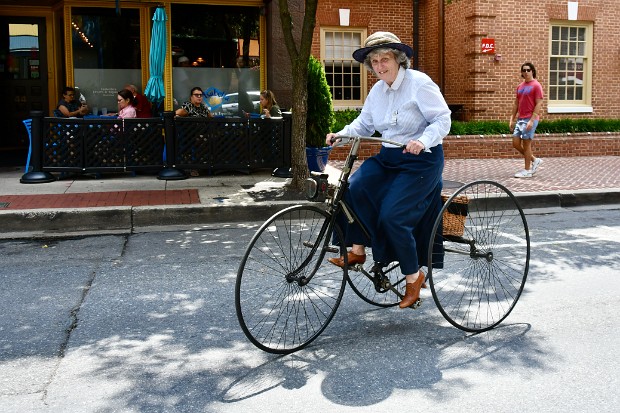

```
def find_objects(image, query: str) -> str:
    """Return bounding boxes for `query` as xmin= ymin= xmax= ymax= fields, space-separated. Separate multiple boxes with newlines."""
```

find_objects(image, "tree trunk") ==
xmin=289 ymin=61 xmax=309 ymax=189
xmin=278 ymin=0 xmax=318 ymax=190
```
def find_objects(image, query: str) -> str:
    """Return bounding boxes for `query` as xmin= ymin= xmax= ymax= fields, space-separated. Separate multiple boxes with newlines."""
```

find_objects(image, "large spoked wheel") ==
xmin=235 ymin=205 xmax=348 ymax=354
xmin=428 ymin=180 xmax=530 ymax=333
xmin=347 ymin=257 xmax=406 ymax=307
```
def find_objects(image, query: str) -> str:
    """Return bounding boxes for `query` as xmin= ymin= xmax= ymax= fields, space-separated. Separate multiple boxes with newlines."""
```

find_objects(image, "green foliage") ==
xmin=332 ymin=109 xmax=360 ymax=132
xmin=449 ymin=119 xmax=620 ymax=135
xmin=537 ymin=118 xmax=620 ymax=133
xmin=449 ymin=121 xmax=507 ymax=135
xmin=306 ymin=55 xmax=335 ymax=147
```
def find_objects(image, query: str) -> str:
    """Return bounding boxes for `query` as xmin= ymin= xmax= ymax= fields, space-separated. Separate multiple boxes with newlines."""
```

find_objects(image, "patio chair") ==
xmin=22 ymin=119 xmax=32 ymax=172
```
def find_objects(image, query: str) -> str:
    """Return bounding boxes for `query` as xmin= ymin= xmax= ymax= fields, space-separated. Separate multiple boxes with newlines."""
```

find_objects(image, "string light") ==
xmin=71 ymin=21 xmax=94 ymax=48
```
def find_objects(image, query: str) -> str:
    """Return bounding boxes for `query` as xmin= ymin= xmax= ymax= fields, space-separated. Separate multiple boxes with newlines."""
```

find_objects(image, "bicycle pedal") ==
xmin=410 ymin=299 xmax=423 ymax=309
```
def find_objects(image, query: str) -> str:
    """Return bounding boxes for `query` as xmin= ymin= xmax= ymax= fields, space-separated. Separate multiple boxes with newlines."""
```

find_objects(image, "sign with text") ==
xmin=481 ymin=38 xmax=495 ymax=54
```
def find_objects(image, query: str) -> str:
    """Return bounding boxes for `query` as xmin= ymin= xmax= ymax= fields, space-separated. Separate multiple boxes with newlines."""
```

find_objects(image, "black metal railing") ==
xmin=20 ymin=111 xmax=292 ymax=183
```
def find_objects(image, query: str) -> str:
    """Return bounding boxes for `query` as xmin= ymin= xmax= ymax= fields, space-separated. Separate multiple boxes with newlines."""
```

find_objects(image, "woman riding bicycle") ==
xmin=326 ymin=31 xmax=451 ymax=309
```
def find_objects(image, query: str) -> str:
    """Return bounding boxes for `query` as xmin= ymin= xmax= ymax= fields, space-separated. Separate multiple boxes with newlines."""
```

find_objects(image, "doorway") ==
xmin=0 ymin=16 xmax=48 ymax=167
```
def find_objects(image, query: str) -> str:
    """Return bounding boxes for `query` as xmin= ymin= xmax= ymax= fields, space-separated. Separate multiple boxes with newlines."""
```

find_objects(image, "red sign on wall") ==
xmin=481 ymin=38 xmax=495 ymax=54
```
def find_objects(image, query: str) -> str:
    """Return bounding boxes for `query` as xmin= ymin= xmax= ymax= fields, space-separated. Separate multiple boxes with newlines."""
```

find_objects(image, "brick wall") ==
xmin=314 ymin=1 xmax=416 ymax=89
xmin=328 ymin=133 xmax=620 ymax=161
xmin=309 ymin=1 xmax=620 ymax=162
xmin=443 ymin=0 xmax=620 ymax=121
xmin=310 ymin=0 xmax=620 ymax=122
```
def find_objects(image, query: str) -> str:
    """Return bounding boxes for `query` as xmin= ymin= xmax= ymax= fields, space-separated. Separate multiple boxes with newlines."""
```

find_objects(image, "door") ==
xmin=0 ymin=16 xmax=48 ymax=167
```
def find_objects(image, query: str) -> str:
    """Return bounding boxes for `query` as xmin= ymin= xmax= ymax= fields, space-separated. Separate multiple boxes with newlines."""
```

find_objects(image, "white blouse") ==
xmin=338 ymin=67 xmax=451 ymax=151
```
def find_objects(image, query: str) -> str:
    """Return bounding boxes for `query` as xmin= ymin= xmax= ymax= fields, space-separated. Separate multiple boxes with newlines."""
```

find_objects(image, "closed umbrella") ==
xmin=144 ymin=6 xmax=167 ymax=103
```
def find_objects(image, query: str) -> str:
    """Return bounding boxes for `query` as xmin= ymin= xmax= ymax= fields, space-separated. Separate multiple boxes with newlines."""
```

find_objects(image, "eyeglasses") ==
xmin=521 ymin=68 xmax=532 ymax=72
xmin=192 ymin=93 xmax=203 ymax=97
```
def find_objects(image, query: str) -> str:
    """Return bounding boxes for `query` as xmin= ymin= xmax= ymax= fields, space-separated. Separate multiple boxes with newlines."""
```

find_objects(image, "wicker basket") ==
xmin=441 ymin=194 xmax=469 ymax=237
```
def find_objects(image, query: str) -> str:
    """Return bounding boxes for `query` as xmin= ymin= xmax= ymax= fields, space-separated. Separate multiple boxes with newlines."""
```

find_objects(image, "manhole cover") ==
xmin=0 ymin=202 xmax=10 ymax=208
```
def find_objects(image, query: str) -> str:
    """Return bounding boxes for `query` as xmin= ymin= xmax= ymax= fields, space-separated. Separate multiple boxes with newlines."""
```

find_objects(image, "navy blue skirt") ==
xmin=336 ymin=145 xmax=444 ymax=274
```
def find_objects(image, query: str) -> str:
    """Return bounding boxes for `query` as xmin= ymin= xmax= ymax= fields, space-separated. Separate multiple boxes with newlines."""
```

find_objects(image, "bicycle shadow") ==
xmin=221 ymin=302 xmax=546 ymax=407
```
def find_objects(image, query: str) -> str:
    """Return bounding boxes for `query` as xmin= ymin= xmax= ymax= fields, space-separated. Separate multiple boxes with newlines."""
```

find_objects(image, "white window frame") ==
xmin=547 ymin=21 xmax=593 ymax=113
xmin=320 ymin=27 xmax=367 ymax=108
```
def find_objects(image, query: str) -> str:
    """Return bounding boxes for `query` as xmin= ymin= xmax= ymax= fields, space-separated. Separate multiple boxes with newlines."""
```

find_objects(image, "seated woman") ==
xmin=175 ymin=87 xmax=212 ymax=177
xmin=259 ymin=90 xmax=282 ymax=118
xmin=175 ymin=87 xmax=212 ymax=118
xmin=116 ymin=89 xmax=137 ymax=119
xmin=53 ymin=87 xmax=88 ymax=118
xmin=124 ymin=84 xmax=153 ymax=118
xmin=105 ymin=89 xmax=137 ymax=118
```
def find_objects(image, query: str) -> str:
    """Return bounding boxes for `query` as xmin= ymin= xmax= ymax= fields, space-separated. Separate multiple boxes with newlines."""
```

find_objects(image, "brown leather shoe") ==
xmin=328 ymin=251 xmax=366 ymax=268
xmin=399 ymin=271 xmax=428 ymax=308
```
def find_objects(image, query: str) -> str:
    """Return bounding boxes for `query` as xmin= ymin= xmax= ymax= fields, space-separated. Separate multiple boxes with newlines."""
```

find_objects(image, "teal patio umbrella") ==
xmin=144 ymin=6 xmax=167 ymax=103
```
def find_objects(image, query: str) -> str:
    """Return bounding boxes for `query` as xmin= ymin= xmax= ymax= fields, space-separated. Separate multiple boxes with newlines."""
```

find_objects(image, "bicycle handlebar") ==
xmin=330 ymin=135 xmax=406 ymax=149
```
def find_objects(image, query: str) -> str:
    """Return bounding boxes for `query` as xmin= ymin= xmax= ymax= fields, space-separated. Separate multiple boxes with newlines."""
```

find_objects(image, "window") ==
xmin=321 ymin=28 xmax=366 ymax=107
xmin=72 ymin=8 xmax=141 ymax=70
xmin=71 ymin=7 xmax=142 ymax=110
xmin=548 ymin=22 xmax=592 ymax=113
xmin=8 ymin=24 xmax=40 ymax=80
xmin=171 ymin=4 xmax=260 ymax=113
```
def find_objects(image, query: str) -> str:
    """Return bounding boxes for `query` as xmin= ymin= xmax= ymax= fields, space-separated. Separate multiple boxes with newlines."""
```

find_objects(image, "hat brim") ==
xmin=352 ymin=42 xmax=414 ymax=63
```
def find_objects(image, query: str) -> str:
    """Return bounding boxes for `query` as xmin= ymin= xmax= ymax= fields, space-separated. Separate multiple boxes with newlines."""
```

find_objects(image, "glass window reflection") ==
xmin=171 ymin=4 xmax=260 ymax=116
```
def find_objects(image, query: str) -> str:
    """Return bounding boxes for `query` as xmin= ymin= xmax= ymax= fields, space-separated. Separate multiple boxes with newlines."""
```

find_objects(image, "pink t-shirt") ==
xmin=516 ymin=79 xmax=543 ymax=120
xmin=118 ymin=105 xmax=137 ymax=119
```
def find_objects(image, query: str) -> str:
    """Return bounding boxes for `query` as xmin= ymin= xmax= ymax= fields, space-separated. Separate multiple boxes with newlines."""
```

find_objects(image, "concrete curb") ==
xmin=0 ymin=207 xmax=132 ymax=237
xmin=514 ymin=189 xmax=620 ymax=209
xmin=1 ymin=191 xmax=618 ymax=240
xmin=0 ymin=201 xmax=310 ymax=240
xmin=131 ymin=201 xmax=309 ymax=229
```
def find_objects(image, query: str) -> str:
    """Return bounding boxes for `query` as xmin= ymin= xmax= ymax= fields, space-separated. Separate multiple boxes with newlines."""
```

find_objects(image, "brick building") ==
xmin=300 ymin=0 xmax=619 ymax=160
xmin=0 ymin=0 xmax=618 ymax=167
xmin=304 ymin=0 xmax=619 ymax=122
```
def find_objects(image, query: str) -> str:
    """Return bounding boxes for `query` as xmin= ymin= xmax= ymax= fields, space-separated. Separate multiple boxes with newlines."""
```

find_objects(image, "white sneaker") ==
xmin=532 ymin=158 xmax=543 ymax=173
xmin=514 ymin=169 xmax=533 ymax=178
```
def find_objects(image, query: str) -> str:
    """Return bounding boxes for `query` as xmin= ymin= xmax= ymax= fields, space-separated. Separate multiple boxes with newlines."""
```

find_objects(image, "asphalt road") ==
xmin=1 ymin=205 xmax=619 ymax=412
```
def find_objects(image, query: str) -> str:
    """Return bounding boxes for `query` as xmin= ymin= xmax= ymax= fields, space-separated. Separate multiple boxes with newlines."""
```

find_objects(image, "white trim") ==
xmin=568 ymin=2 xmax=579 ymax=21
xmin=547 ymin=106 xmax=592 ymax=113
xmin=339 ymin=9 xmax=350 ymax=27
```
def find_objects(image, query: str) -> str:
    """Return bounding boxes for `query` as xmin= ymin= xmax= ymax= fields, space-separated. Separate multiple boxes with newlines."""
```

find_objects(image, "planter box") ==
xmin=306 ymin=146 xmax=332 ymax=172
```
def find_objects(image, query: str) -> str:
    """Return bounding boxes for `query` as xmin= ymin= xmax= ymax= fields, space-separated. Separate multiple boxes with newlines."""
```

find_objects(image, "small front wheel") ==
xmin=235 ymin=205 xmax=347 ymax=354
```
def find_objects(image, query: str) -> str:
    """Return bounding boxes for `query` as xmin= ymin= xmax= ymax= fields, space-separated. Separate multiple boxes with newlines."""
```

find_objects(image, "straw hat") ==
xmin=352 ymin=31 xmax=414 ymax=63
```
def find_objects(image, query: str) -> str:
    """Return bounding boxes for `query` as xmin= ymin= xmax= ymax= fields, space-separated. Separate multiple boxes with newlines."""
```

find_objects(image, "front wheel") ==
xmin=428 ymin=181 xmax=530 ymax=333
xmin=235 ymin=205 xmax=347 ymax=354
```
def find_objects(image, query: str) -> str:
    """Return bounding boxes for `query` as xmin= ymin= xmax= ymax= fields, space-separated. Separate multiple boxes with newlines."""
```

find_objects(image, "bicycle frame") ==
xmin=299 ymin=136 xmax=407 ymax=287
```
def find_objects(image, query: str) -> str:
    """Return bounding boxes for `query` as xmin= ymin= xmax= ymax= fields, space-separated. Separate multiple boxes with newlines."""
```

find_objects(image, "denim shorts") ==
xmin=513 ymin=118 xmax=538 ymax=140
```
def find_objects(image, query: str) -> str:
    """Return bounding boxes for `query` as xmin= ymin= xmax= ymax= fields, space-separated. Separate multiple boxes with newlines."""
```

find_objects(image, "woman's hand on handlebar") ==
xmin=404 ymin=139 xmax=425 ymax=155
xmin=325 ymin=133 xmax=339 ymax=146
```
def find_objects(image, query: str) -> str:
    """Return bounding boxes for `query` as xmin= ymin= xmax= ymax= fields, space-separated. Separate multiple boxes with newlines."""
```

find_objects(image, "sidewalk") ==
xmin=1 ymin=156 xmax=619 ymax=239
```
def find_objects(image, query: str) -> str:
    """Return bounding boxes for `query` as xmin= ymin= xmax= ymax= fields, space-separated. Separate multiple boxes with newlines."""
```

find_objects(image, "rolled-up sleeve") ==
xmin=416 ymin=80 xmax=451 ymax=150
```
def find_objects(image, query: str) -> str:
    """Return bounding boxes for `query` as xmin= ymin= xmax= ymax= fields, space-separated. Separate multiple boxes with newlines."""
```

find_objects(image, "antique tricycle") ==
xmin=235 ymin=135 xmax=530 ymax=354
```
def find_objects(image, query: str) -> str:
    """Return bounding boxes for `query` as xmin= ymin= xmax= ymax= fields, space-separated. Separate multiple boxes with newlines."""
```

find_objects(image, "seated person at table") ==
xmin=116 ymin=89 xmax=137 ymax=119
xmin=53 ymin=87 xmax=88 ymax=118
xmin=175 ymin=87 xmax=212 ymax=118
xmin=259 ymin=90 xmax=282 ymax=118
xmin=105 ymin=89 xmax=137 ymax=119
xmin=124 ymin=84 xmax=153 ymax=118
